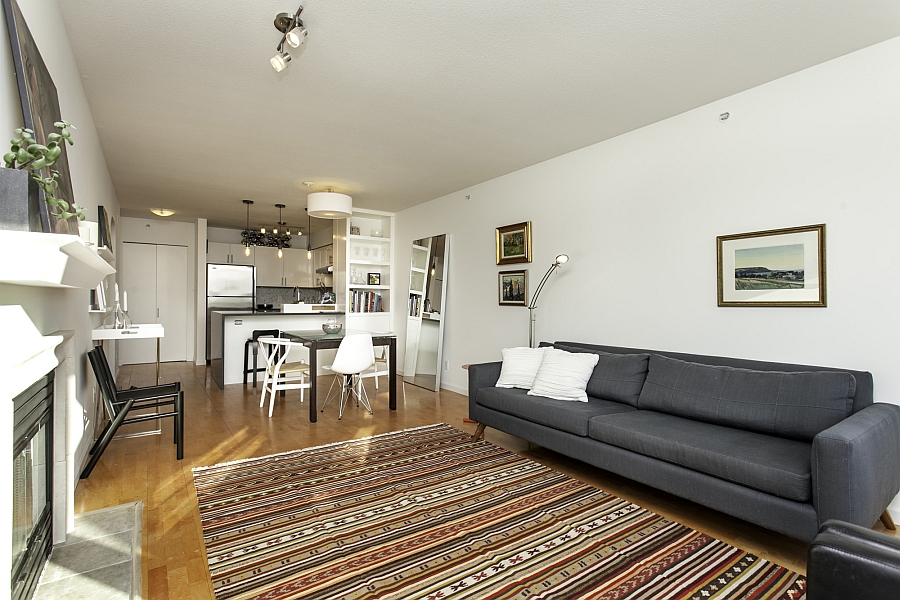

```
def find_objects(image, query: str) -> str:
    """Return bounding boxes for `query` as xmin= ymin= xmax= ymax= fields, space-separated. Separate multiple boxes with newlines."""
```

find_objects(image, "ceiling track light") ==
xmin=271 ymin=4 xmax=306 ymax=72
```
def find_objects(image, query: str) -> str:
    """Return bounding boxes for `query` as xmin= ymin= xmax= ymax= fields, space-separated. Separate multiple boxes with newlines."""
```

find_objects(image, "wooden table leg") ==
xmin=308 ymin=343 xmax=318 ymax=423
xmin=389 ymin=338 xmax=397 ymax=411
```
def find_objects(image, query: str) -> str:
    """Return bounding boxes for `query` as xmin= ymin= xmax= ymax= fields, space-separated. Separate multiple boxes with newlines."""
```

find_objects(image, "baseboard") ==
xmin=440 ymin=381 xmax=468 ymax=395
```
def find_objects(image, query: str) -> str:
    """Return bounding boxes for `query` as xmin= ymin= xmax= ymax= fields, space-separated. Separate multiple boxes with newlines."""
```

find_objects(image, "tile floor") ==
xmin=34 ymin=502 xmax=142 ymax=599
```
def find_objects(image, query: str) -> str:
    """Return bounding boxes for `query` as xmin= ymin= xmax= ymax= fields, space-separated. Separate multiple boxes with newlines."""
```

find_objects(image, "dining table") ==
xmin=282 ymin=330 xmax=397 ymax=423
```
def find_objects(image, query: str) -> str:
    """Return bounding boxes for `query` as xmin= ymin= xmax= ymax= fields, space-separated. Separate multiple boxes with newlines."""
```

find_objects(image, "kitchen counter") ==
xmin=223 ymin=309 xmax=344 ymax=316
xmin=210 ymin=310 xmax=346 ymax=389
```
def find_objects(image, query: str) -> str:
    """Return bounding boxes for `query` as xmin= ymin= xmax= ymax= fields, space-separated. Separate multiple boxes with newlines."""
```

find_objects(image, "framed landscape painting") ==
xmin=495 ymin=221 xmax=532 ymax=265
xmin=717 ymin=224 xmax=826 ymax=307
xmin=499 ymin=270 xmax=527 ymax=306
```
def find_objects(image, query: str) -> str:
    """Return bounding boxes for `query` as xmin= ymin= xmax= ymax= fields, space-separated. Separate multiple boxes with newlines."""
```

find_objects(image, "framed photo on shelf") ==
xmin=717 ymin=224 xmax=826 ymax=307
xmin=499 ymin=270 xmax=527 ymax=306
xmin=368 ymin=272 xmax=381 ymax=285
xmin=495 ymin=221 xmax=532 ymax=265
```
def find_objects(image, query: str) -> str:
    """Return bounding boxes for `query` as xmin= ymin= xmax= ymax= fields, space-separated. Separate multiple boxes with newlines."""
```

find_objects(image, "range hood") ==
xmin=315 ymin=265 xmax=333 ymax=274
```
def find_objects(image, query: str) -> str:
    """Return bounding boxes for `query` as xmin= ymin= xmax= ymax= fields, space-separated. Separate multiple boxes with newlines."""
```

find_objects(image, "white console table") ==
xmin=91 ymin=324 xmax=165 ymax=384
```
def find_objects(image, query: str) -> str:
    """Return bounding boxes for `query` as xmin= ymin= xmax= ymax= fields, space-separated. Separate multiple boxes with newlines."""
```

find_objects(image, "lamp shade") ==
xmin=307 ymin=192 xmax=352 ymax=219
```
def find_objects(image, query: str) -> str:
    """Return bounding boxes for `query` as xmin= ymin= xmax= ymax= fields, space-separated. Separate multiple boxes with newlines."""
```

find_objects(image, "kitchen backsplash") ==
xmin=257 ymin=286 xmax=332 ymax=308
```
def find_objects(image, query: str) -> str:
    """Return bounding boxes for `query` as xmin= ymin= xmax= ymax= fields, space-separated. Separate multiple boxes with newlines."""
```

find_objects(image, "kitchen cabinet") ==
xmin=256 ymin=246 xmax=313 ymax=287
xmin=207 ymin=241 xmax=254 ymax=265
xmin=254 ymin=246 xmax=283 ymax=286
xmin=207 ymin=241 xmax=230 ymax=264
xmin=284 ymin=248 xmax=313 ymax=286
xmin=230 ymin=244 xmax=255 ymax=265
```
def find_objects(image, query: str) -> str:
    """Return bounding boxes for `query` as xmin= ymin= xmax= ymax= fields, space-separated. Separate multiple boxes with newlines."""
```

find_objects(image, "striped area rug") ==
xmin=193 ymin=424 xmax=807 ymax=600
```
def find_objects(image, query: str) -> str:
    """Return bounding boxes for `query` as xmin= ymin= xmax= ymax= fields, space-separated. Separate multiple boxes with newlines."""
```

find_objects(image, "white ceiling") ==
xmin=58 ymin=0 xmax=900 ymax=229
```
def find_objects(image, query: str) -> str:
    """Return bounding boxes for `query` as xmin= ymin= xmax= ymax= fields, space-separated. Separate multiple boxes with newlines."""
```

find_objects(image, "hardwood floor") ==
xmin=75 ymin=362 xmax=897 ymax=598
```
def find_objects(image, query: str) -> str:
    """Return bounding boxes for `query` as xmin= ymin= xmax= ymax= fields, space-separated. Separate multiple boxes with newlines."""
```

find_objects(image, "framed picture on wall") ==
xmin=495 ymin=221 xmax=532 ymax=265
xmin=368 ymin=272 xmax=381 ymax=285
xmin=499 ymin=270 xmax=527 ymax=306
xmin=2 ymin=0 xmax=78 ymax=234
xmin=717 ymin=224 xmax=826 ymax=307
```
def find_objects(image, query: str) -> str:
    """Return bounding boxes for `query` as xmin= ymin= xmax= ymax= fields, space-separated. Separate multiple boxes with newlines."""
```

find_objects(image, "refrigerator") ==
xmin=206 ymin=263 xmax=255 ymax=361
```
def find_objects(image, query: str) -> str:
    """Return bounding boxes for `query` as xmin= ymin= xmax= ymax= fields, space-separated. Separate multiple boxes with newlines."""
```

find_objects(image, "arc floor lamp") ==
xmin=528 ymin=254 xmax=569 ymax=348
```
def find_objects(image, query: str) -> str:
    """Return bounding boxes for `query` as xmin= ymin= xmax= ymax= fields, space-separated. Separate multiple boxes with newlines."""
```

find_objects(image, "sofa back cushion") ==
xmin=638 ymin=354 xmax=856 ymax=441
xmin=554 ymin=343 xmax=649 ymax=406
xmin=551 ymin=341 xmax=873 ymax=413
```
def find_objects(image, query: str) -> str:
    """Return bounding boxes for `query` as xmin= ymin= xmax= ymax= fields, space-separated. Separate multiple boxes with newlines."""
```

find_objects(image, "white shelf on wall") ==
xmin=349 ymin=260 xmax=390 ymax=266
xmin=96 ymin=246 xmax=115 ymax=263
xmin=350 ymin=235 xmax=390 ymax=243
xmin=349 ymin=285 xmax=390 ymax=290
xmin=0 ymin=232 xmax=116 ymax=288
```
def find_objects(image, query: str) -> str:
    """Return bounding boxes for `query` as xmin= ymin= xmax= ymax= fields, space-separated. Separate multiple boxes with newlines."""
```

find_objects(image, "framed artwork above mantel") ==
xmin=717 ymin=224 xmax=826 ymax=307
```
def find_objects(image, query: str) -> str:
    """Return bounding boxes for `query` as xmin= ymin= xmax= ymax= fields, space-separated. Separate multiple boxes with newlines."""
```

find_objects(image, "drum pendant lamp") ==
xmin=307 ymin=191 xmax=352 ymax=219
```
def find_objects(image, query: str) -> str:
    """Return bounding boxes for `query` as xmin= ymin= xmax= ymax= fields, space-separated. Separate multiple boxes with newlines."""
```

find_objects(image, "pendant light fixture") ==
xmin=240 ymin=200 xmax=265 ymax=255
xmin=308 ymin=188 xmax=352 ymax=219
xmin=271 ymin=203 xmax=292 ymax=258
xmin=306 ymin=209 xmax=312 ymax=260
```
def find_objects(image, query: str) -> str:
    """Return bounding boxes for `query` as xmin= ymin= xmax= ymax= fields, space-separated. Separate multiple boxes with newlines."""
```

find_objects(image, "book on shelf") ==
xmin=351 ymin=290 xmax=384 ymax=313
xmin=408 ymin=294 xmax=421 ymax=317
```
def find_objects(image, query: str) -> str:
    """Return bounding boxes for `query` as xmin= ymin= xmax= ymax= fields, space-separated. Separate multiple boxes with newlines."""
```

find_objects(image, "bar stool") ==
xmin=243 ymin=329 xmax=280 ymax=387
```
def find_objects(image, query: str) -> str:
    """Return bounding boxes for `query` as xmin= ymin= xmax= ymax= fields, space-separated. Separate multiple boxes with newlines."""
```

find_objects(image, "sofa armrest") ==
xmin=812 ymin=403 xmax=900 ymax=528
xmin=467 ymin=362 xmax=502 ymax=420
xmin=807 ymin=519 xmax=900 ymax=600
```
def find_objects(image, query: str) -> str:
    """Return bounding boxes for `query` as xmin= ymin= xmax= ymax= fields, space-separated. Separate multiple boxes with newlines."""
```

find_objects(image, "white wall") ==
xmin=396 ymin=36 xmax=900 ymax=512
xmin=119 ymin=217 xmax=197 ymax=362
xmin=0 ymin=0 xmax=120 ymax=478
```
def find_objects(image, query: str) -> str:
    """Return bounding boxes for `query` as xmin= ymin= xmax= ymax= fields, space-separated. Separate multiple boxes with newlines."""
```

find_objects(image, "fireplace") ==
xmin=11 ymin=373 xmax=54 ymax=600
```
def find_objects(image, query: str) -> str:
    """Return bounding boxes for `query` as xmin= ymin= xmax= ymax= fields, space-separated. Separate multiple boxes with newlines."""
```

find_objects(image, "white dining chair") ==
xmin=358 ymin=345 xmax=389 ymax=389
xmin=321 ymin=333 xmax=375 ymax=420
xmin=258 ymin=337 xmax=310 ymax=417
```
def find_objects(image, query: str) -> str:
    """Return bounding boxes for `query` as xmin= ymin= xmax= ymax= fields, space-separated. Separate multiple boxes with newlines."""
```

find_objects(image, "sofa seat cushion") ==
xmin=638 ymin=354 xmax=856 ymax=442
xmin=588 ymin=411 xmax=812 ymax=502
xmin=476 ymin=387 xmax=636 ymax=436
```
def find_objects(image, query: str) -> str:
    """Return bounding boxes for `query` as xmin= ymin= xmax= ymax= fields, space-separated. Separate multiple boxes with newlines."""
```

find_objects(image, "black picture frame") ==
xmin=2 ymin=0 xmax=78 ymax=234
xmin=98 ymin=205 xmax=110 ymax=248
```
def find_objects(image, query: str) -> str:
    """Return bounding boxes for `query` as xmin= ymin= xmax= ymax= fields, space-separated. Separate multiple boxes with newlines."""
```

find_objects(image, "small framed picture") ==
xmin=717 ymin=224 xmax=826 ymax=307
xmin=499 ymin=270 xmax=527 ymax=306
xmin=495 ymin=221 xmax=532 ymax=265
xmin=368 ymin=272 xmax=381 ymax=285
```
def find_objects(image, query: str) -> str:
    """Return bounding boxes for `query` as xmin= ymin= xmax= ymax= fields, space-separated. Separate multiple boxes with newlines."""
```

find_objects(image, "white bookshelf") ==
xmin=341 ymin=209 xmax=394 ymax=332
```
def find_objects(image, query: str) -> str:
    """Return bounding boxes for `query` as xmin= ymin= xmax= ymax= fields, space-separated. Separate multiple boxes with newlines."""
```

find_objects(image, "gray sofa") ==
xmin=467 ymin=341 xmax=900 ymax=542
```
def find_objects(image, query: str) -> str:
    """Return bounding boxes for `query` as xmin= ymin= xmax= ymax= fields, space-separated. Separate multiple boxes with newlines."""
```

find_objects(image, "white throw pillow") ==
xmin=527 ymin=348 xmax=599 ymax=402
xmin=496 ymin=347 xmax=546 ymax=389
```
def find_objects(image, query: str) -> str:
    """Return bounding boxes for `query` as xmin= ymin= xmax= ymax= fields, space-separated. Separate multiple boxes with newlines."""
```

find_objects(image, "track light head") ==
xmin=270 ymin=51 xmax=291 ymax=72
xmin=286 ymin=25 xmax=307 ymax=48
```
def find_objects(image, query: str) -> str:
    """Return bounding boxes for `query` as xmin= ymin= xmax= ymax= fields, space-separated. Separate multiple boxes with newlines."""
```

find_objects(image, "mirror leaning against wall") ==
xmin=404 ymin=234 xmax=448 ymax=391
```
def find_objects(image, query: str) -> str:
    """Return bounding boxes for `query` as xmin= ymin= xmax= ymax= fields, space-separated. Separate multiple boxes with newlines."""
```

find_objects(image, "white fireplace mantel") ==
xmin=0 ymin=231 xmax=115 ymax=289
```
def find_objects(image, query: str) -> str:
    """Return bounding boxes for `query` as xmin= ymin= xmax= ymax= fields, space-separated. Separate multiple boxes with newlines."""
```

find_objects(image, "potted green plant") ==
xmin=1 ymin=120 xmax=84 ymax=233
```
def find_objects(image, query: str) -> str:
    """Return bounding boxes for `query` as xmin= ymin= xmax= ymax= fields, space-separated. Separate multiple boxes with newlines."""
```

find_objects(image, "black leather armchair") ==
xmin=807 ymin=519 xmax=900 ymax=599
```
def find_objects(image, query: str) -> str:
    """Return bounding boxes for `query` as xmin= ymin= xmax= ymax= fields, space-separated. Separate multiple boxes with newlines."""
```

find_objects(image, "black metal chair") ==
xmin=243 ymin=329 xmax=281 ymax=387
xmin=81 ymin=346 xmax=184 ymax=479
